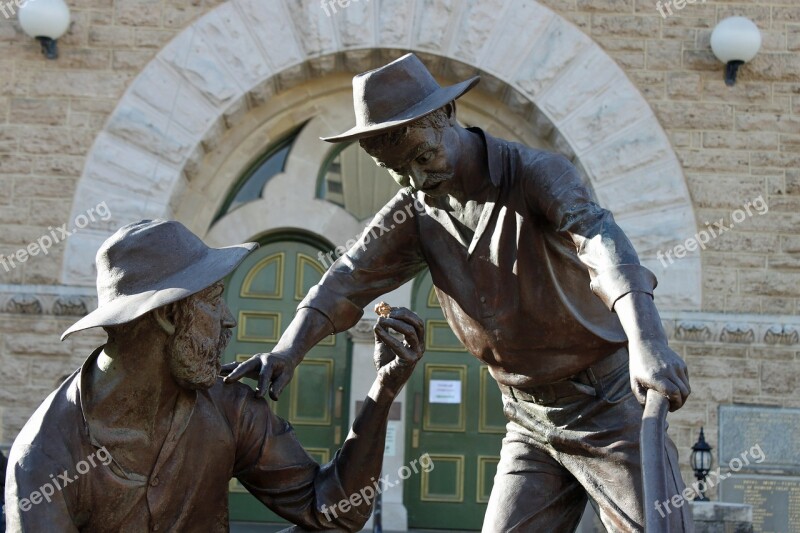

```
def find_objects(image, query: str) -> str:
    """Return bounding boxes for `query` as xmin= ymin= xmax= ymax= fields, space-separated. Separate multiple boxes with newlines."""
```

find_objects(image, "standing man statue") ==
xmin=5 ymin=220 xmax=424 ymax=532
xmin=226 ymin=54 xmax=693 ymax=531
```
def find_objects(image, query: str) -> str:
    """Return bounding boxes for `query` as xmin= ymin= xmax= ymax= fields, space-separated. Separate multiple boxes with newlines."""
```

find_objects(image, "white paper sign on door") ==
xmin=429 ymin=379 xmax=462 ymax=404
xmin=384 ymin=422 xmax=399 ymax=456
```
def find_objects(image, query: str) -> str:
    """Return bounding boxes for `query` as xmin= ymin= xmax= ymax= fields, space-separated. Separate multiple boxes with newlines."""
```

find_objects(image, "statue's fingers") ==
xmin=255 ymin=359 xmax=278 ymax=399
xmin=678 ymin=363 xmax=691 ymax=395
xmin=378 ymin=316 xmax=419 ymax=352
xmin=223 ymin=357 xmax=259 ymax=383
xmin=646 ymin=378 xmax=681 ymax=412
xmin=375 ymin=326 xmax=415 ymax=362
xmin=373 ymin=321 xmax=388 ymax=344
xmin=389 ymin=307 xmax=425 ymax=344
xmin=631 ymin=379 xmax=647 ymax=406
xmin=672 ymin=377 xmax=690 ymax=412
xmin=270 ymin=368 xmax=294 ymax=402
xmin=219 ymin=362 xmax=239 ymax=376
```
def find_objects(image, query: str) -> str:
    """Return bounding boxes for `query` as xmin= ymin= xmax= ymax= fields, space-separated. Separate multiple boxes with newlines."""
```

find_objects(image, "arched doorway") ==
xmin=222 ymin=232 xmax=351 ymax=524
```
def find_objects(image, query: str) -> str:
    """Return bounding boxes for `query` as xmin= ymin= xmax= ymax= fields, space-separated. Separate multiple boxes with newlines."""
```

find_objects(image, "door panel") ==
xmin=223 ymin=239 xmax=350 ymax=524
xmin=405 ymin=272 xmax=505 ymax=530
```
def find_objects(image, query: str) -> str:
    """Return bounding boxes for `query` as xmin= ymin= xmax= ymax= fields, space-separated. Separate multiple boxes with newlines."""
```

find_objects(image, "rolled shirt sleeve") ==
xmin=589 ymin=264 xmax=658 ymax=311
xmin=298 ymin=189 xmax=428 ymax=332
xmin=523 ymin=153 xmax=658 ymax=311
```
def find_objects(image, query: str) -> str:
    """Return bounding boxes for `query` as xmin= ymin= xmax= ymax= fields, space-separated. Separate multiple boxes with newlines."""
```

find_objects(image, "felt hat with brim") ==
xmin=61 ymin=219 xmax=258 ymax=341
xmin=321 ymin=53 xmax=480 ymax=143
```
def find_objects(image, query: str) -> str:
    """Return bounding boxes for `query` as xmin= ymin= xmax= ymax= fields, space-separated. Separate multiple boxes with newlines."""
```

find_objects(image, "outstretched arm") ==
xmin=335 ymin=308 xmax=424 ymax=501
xmin=234 ymin=308 xmax=425 ymax=532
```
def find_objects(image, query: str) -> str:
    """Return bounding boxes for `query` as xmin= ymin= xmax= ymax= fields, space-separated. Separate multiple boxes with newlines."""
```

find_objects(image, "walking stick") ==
xmin=372 ymin=487 xmax=383 ymax=533
xmin=641 ymin=389 xmax=671 ymax=533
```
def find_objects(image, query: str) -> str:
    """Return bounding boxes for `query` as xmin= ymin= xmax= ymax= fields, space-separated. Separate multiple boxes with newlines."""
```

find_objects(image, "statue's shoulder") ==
xmin=483 ymin=131 xmax=562 ymax=183
xmin=9 ymin=372 xmax=84 ymax=466
xmin=207 ymin=376 xmax=260 ymax=403
xmin=206 ymin=377 xmax=276 ymax=419
xmin=510 ymin=144 xmax=575 ymax=184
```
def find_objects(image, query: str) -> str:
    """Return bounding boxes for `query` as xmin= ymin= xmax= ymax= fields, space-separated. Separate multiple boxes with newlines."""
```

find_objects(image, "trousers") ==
xmin=483 ymin=347 xmax=694 ymax=533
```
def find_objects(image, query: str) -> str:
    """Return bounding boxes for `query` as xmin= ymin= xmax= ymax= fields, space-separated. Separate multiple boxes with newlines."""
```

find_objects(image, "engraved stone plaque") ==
xmin=719 ymin=475 xmax=800 ymax=533
xmin=719 ymin=405 xmax=800 ymax=475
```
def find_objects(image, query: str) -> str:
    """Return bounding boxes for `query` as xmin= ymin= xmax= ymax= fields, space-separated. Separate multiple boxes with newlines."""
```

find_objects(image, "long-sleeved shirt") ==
xmin=5 ymin=347 xmax=366 ymax=532
xmin=300 ymin=128 xmax=656 ymax=387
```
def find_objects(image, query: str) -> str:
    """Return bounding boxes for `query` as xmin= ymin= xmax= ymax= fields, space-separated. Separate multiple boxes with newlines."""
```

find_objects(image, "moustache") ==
xmin=421 ymin=174 xmax=452 ymax=188
xmin=216 ymin=328 xmax=233 ymax=354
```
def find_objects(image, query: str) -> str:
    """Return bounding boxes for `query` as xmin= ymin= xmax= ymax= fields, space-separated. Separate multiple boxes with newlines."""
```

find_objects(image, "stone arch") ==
xmin=63 ymin=0 xmax=699 ymax=309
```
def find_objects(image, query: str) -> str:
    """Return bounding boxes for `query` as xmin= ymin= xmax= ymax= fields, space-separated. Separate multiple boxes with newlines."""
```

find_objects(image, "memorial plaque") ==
xmin=719 ymin=475 xmax=800 ymax=533
xmin=719 ymin=405 xmax=800 ymax=475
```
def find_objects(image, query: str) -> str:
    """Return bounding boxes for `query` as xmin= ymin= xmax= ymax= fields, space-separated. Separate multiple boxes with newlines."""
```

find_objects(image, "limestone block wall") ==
xmin=0 ymin=0 xmax=797 ymax=506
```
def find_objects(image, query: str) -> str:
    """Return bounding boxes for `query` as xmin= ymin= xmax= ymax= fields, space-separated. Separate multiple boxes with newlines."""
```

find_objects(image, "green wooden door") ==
xmin=404 ymin=271 xmax=506 ymax=530
xmin=222 ymin=238 xmax=350 ymax=524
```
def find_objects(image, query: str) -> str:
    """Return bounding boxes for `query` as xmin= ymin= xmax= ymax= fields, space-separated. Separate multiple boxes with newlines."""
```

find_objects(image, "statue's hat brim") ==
xmin=61 ymin=220 xmax=258 ymax=341
xmin=321 ymin=53 xmax=480 ymax=143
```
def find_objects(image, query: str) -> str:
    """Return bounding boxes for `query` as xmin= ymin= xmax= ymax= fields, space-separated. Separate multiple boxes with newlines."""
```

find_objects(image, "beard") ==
xmin=167 ymin=318 xmax=232 ymax=390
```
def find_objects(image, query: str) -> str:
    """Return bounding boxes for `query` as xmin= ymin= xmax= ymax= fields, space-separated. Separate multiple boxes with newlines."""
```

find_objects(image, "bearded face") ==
xmin=166 ymin=284 xmax=233 ymax=390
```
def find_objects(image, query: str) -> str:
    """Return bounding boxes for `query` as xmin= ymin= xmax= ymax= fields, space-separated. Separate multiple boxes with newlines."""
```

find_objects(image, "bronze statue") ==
xmin=4 ymin=220 xmax=424 ymax=532
xmin=226 ymin=54 xmax=694 ymax=532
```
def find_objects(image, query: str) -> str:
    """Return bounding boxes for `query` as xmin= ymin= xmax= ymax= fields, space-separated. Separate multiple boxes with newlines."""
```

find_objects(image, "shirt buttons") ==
xmin=150 ymin=477 xmax=159 ymax=487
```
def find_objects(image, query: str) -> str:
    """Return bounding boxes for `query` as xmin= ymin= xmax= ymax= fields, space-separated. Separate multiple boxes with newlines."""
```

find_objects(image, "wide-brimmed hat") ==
xmin=321 ymin=53 xmax=480 ymax=143
xmin=61 ymin=220 xmax=258 ymax=340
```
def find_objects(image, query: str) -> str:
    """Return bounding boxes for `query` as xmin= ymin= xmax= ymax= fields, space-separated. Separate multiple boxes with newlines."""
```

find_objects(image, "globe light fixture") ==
xmin=690 ymin=427 xmax=713 ymax=501
xmin=18 ymin=0 xmax=72 ymax=60
xmin=710 ymin=16 xmax=762 ymax=87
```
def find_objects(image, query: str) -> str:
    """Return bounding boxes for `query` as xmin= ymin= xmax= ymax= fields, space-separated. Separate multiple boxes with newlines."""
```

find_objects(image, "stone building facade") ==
xmin=0 ymin=0 xmax=798 ymax=530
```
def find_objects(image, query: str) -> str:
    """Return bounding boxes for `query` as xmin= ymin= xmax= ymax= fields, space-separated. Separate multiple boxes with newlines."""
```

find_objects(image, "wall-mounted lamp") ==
xmin=710 ymin=16 xmax=762 ymax=87
xmin=18 ymin=0 xmax=71 ymax=60
xmin=690 ymin=427 xmax=713 ymax=501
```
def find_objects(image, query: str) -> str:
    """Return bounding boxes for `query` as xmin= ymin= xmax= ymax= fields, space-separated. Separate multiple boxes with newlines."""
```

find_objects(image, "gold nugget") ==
xmin=374 ymin=301 xmax=392 ymax=318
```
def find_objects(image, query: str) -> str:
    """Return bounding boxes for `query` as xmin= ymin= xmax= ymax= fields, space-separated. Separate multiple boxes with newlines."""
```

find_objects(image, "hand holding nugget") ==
xmin=372 ymin=303 xmax=425 ymax=395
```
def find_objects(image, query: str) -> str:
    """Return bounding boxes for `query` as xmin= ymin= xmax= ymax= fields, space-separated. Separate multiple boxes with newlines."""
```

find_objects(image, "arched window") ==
xmin=317 ymin=141 xmax=400 ymax=221
xmin=213 ymin=127 xmax=300 ymax=223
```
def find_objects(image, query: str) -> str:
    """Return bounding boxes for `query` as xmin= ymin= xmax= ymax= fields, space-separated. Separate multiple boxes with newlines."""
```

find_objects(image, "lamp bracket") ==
xmin=36 ymin=36 xmax=59 ymax=60
xmin=725 ymin=60 xmax=744 ymax=87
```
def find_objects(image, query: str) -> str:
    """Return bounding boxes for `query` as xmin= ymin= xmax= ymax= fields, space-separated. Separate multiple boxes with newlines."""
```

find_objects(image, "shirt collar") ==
xmin=76 ymin=345 xmax=105 ymax=444
xmin=467 ymin=126 xmax=505 ymax=188
xmin=75 ymin=344 xmax=198 ymax=479
xmin=415 ymin=126 xmax=504 ymax=254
